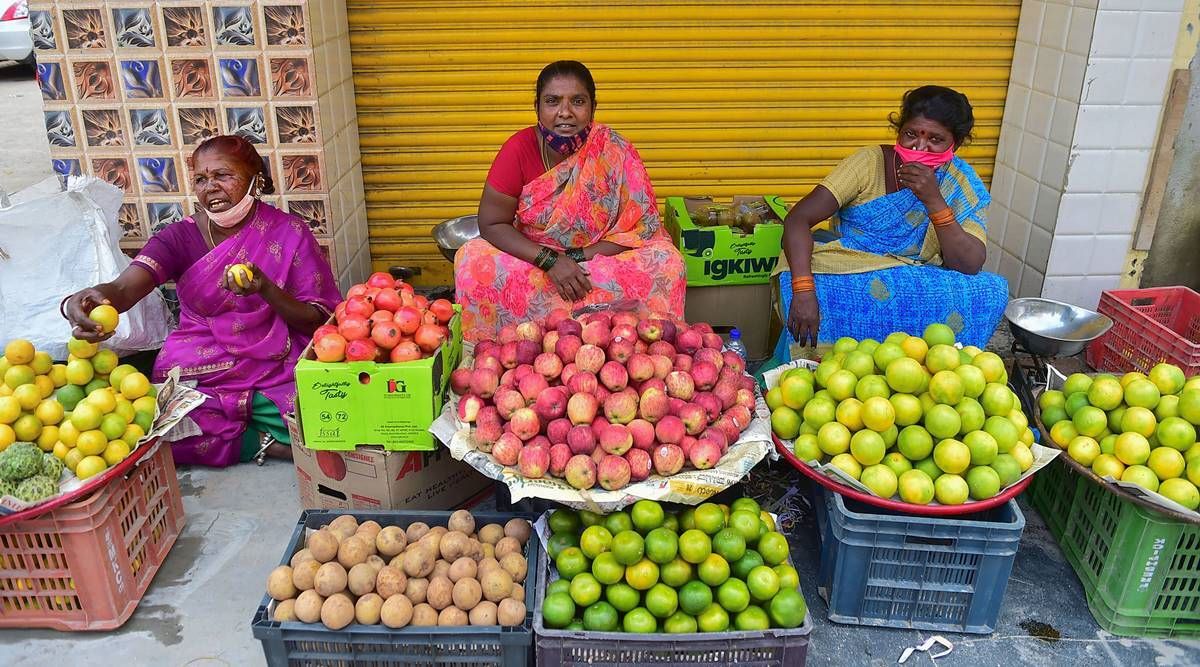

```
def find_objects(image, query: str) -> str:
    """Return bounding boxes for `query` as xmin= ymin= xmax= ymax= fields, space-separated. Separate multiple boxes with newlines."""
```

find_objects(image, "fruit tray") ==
xmin=813 ymin=487 xmax=1024 ymax=634
xmin=1029 ymin=457 xmax=1200 ymax=638
xmin=531 ymin=541 xmax=812 ymax=667
xmin=251 ymin=509 xmax=538 ymax=667
xmin=1087 ymin=286 xmax=1200 ymax=377
xmin=773 ymin=434 xmax=1032 ymax=516
xmin=0 ymin=439 xmax=185 ymax=630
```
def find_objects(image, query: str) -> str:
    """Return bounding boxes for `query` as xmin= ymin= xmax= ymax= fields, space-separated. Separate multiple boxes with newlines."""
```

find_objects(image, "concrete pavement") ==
xmin=0 ymin=61 xmax=52 ymax=194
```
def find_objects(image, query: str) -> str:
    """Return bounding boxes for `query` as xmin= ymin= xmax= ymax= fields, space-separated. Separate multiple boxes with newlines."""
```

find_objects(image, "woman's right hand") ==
xmin=63 ymin=288 xmax=114 ymax=342
xmin=547 ymin=256 xmax=592 ymax=302
xmin=788 ymin=291 xmax=820 ymax=349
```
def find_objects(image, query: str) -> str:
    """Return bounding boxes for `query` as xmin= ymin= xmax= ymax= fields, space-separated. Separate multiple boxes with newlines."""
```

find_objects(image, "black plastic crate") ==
xmin=251 ymin=509 xmax=537 ymax=667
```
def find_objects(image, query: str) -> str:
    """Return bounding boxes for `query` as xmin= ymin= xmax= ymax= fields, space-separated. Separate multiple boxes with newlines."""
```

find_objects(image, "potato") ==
xmin=477 ymin=557 xmax=500 ymax=578
xmin=380 ymin=593 xmax=414 ymax=628
xmin=494 ymin=537 xmax=521 ymax=560
xmin=448 ymin=557 xmax=478 ymax=583
xmin=447 ymin=509 xmax=476 ymax=535
xmin=328 ymin=515 xmax=359 ymax=540
xmin=419 ymin=531 xmax=445 ymax=557
xmin=321 ymin=593 xmax=355 ymax=630
xmin=481 ymin=569 xmax=514 ymax=603
xmin=405 ymin=522 xmax=431 ymax=543
xmin=439 ymin=532 xmax=470 ymax=562
xmin=432 ymin=560 xmax=451 ymax=581
xmin=467 ymin=539 xmax=484 ymax=561
xmin=510 ymin=583 xmax=525 ymax=602
xmin=355 ymin=592 xmax=383 ymax=625
xmin=375 ymin=565 xmax=408 ymax=599
xmin=469 ymin=600 xmax=498 ymax=626
xmin=477 ymin=523 xmax=505 ymax=546
xmin=411 ymin=603 xmax=438 ymax=626
xmin=338 ymin=535 xmax=372 ymax=569
xmin=267 ymin=565 xmax=297 ymax=601
xmin=347 ymin=563 xmax=377 ymax=597
xmin=366 ymin=554 xmax=386 ymax=574
xmin=497 ymin=598 xmax=526 ymax=627
xmin=357 ymin=520 xmax=383 ymax=541
xmin=376 ymin=526 xmax=408 ymax=558
xmin=452 ymin=577 xmax=482 ymax=611
xmin=314 ymin=562 xmax=348 ymax=597
xmin=294 ymin=590 xmax=324 ymax=624
xmin=426 ymin=575 xmax=454 ymax=611
xmin=292 ymin=559 xmax=321 ymax=591
xmin=500 ymin=553 xmax=528 ymax=583
xmin=481 ymin=543 xmax=495 ymax=560
xmin=402 ymin=545 xmax=436 ymax=578
xmin=307 ymin=529 xmax=339 ymax=563
xmin=504 ymin=518 xmax=532 ymax=545
xmin=438 ymin=606 xmax=468 ymax=626
xmin=273 ymin=598 xmax=298 ymax=622
xmin=290 ymin=548 xmax=315 ymax=568
xmin=408 ymin=575 xmax=432 ymax=607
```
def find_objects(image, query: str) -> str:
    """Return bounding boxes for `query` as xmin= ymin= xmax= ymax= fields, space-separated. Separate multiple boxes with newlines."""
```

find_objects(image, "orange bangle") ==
xmin=791 ymin=276 xmax=815 ymax=293
xmin=929 ymin=207 xmax=956 ymax=227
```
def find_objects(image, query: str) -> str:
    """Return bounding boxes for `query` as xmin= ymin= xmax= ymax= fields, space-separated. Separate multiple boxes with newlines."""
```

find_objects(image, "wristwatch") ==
xmin=566 ymin=248 xmax=586 ymax=263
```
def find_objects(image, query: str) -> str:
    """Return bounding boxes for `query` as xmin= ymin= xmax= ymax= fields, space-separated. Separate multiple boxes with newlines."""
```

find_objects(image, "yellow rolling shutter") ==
xmin=347 ymin=1 xmax=1020 ymax=285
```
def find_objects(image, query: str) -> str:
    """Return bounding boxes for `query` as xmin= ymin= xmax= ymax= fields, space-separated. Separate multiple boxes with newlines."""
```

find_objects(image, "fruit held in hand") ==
xmin=226 ymin=263 xmax=255 ymax=289
xmin=89 ymin=305 xmax=120 ymax=333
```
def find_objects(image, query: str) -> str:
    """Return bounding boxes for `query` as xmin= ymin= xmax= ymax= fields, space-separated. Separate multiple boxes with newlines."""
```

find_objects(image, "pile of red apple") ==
xmin=453 ymin=309 xmax=758 ymax=492
xmin=312 ymin=272 xmax=455 ymax=363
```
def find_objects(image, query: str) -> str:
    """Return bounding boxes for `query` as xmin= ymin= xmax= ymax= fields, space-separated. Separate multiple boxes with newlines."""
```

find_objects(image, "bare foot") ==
xmin=265 ymin=442 xmax=293 ymax=461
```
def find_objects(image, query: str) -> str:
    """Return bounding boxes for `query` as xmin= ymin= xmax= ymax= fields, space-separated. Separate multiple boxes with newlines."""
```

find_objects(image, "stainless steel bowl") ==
xmin=1005 ymin=297 xmax=1113 ymax=358
xmin=432 ymin=214 xmax=479 ymax=262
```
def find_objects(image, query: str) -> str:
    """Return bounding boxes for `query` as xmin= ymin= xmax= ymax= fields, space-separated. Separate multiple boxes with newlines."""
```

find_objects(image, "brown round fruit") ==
xmin=365 ymin=554 xmax=386 ymax=574
xmin=497 ymin=598 xmax=526 ymax=627
xmin=267 ymin=565 xmax=297 ymax=601
xmin=380 ymin=594 xmax=414 ymax=629
xmin=440 ymin=532 xmax=470 ymax=562
xmin=328 ymin=515 xmax=359 ymax=541
xmin=337 ymin=535 xmax=372 ymax=569
xmin=426 ymin=575 xmax=454 ymax=611
xmin=319 ymin=595 xmax=355 ymax=628
xmin=405 ymin=522 xmax=431 ymax=543
xmin=469 ymin=600 xmax=498 ymax=626
xmin=355 ymin=593 xmax=384 ymax=625
xmin=448 ymin=509 xmax=476 ymax=535
xmin=481 ymin=568 xmax=514 ymax=603
xmin=478 ymin=523 xmax=504 ymax=546
xmin=499 ymin=553 xmax=528 ymax=583
xmin=294 ymin=590 xmax=324 ymax=624
xmin=477 ymin=557 xmax=500 ymax=577
xmin=452 ymin=577 xmax=482 ymax=611
xmin=376 ymin=526 xmax=408 ymax=557
xmin=273 ymin=598 xmax=297 ymax=622
xmin=432 ymin=560 xmax=451 ymax=581
xmin=405 ymin=577 xmax=429 ymax=604
xmin=411 ymin=603 xmax=438 ymax=627
xmin=356 ymin=520 xmax=383 ymax=542
xmin=448 ymin=557 xmax=478 ymax=583
xmin=495 ymin=537 xmax=521 ymax=560
xmin=307 ymin=529 xmax=339 ymax=563
xmin=402 ymin=546 xmax=436 ymax=578
xmin=375 ymin=565 xmax=408 ymax=599
xmin=481 ymin=543 xmax=496 ymax=560
xmin=314 ymin=562 xmax=348 ymax=597
xmin=510 ymin=583 xmax=525 ymax=602
xmin=504 ymin=519 xmax=532 ymax=544
xmin=347 ymin=563 xmax=377 ymax=596
xmin=290 ymin=548 xmax=314 ymax=568
xmin=438 ymin=606 xmax=468 ymax=626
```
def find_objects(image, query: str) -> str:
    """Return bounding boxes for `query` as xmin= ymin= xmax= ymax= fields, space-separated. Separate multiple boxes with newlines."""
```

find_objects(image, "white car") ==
xmin=0 ymin=1 xmax=32 ymax=65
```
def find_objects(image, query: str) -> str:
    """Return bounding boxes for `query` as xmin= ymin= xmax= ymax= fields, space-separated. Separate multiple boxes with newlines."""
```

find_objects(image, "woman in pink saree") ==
xmin=63 ymin=135 xmax=340 ymax=467
xmin=456 ymin=60 xmax=686 ymax=342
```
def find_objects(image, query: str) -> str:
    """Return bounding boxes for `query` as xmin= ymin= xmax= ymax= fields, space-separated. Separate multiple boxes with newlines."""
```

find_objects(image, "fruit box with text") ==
xmin=286 ymin=413 xmax=492 ymax=510
xmin=664 ymin=195 xmax=788 ymax=287
xmin=294 ymin=309 xmax=463 ymax=451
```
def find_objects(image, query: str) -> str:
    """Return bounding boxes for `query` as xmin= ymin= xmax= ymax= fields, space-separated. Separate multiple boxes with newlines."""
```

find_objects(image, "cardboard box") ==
xmin=288 ymin=412 xmax=492 ymax=510
xmin=293 ymin=307 xmax=464 ymax=451
xmin=684 ymin=282 xmax=773 ymax=360
xmin=664 ymin=195 xmax=788 ymax=286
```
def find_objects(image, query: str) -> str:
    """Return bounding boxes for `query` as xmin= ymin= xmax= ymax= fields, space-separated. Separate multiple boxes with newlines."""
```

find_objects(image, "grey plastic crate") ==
xmin=532 ymin=542 xmax=811 ymax=667
xmin=815 ymin=488 xmax=1024 ymax=634
xmin=251 ymin=509 xmax=536 ymax=667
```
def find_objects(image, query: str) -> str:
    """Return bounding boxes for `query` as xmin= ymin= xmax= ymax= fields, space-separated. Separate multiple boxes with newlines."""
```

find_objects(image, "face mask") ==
xmin=537 ymin=123 xmax=591 ymax=156
xmin=894 ymin=143 xmax=956 ymax=169
xmin=207 ymin=176 xmax=258 ymax=228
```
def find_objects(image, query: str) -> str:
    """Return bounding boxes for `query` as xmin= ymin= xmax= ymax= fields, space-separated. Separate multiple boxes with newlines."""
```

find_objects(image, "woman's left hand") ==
xmin=896 ymin=162 xmax=944 ymax=207
xmin=223 ymin=261 xmax=271 ymax=296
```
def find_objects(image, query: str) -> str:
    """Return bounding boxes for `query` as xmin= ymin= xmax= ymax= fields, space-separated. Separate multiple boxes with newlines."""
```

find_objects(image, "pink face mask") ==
xmin=207 ymin=176 xmax=258 ymax=228
xmin=894 ymin=143 xmax=956 ymax=169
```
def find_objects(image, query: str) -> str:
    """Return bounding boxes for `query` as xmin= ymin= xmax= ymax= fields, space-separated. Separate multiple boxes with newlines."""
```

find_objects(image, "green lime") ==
xmin=569 ymin=573 xmax=602 ymax=607
xmin=583 ymin=601 xmax=619 ymax=632
xmin=555 ymin=547 xmax=590 ymax=581
xmin=591 ymin=552 xmax=625 ymax=585
xmin=611 ymin=530 xmax=646 ymax=566
xmin=768 ymin=589 xmax=808 ymax=629
xmin=644 ymin=527 xmax=679 ymax=564
xmin=731 ymin=550 xmax=765 ymax=581
xmin=678 ymin=580 xmax=714 ymax=616
xmin=697 ymin=602 xmax=730 ymax=632
xmin=711 ymin=528 xmax=747 ymax=563
xmin=730 ymin=497 xmax=762 ymax=517
xmin=756 ymin=532 xmax=790 ymax=566
xmin=735 ymin=605 xmax=771 ymax=631
xmin=728 ymin=510 xmax=762 ymax=544
xmin=548 ymin=509 xmax=582 ymax=535
xmin=541 ymin=592 xmax=576 ymax=628
xmin=631 ymin=500 xmax=666 ymax=534
xmin=716 ymin=578 xmax=751 ymax=613
xmin=622 ymin=606 xmax=657 ymax=633
xmin=663 ymin=610 xmax=698 ymax=634
xmin=546 ymin=578 xmax=571 ymax=598
xmin=659 ymin=558 xmax=693 ymax=588
xmin=546 ymin=532 xmax=578 ymax=560
xmin=579 ymin=525 xmax=614 ymax=559
xmin=605 ymin=582 xmax=640 ymax=613
xmin=604 ymin=511 xmax=634 ymax=535
xmin=645 ymin=583 xmax=679 ymax=619
xmin=579 ymin=510 xmax=604 ymax=527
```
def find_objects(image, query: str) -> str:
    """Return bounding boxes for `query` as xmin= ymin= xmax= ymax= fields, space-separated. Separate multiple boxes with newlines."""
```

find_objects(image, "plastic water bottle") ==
xmin=727 ymin=328 xmax=748 ymax=361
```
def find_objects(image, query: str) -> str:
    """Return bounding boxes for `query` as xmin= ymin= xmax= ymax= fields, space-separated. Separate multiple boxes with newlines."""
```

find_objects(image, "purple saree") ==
xmin=133 ymin=203 xmax=340 ymax=467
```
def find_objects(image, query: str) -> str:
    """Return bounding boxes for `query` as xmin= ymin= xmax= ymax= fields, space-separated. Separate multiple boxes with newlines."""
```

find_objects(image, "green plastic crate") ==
xmin=1029 ymin=459 xmax=1200 ymax=638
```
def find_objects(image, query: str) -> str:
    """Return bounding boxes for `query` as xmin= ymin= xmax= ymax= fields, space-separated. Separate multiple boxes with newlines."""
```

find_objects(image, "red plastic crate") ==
xmin=0 ymin=439 xmax=185 ymax=630
xmin=1087 ymin=287 xmax=1200 ymax=376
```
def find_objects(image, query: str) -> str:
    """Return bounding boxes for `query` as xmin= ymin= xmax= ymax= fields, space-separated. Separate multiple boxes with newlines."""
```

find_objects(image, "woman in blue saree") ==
xmin=775 ymin=85 xmax=1007 ymax=359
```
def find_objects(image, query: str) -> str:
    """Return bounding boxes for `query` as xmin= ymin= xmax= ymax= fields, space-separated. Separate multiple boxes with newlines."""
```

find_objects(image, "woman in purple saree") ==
xmin=63 ymin=135 xmax=340 ymax=467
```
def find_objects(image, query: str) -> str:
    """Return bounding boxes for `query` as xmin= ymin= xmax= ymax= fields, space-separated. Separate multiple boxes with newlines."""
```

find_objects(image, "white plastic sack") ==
xmin=0 ymin=176 xmax=174 ymax=359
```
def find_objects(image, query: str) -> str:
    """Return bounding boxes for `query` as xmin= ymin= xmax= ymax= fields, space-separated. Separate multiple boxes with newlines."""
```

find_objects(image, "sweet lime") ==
xmin=835 ymin=398 xmax=864 ymax=432
xmin=966 ymin=466 xmax=1002 ymax=500
xmin=624 ymin=558 xmax=660 ymax=591
xmin=604 ymin=511 xmax=633 ymax=535
xmin=678 ymin=529 xmax=712 ymax=564
xmin=568 ymin=573 xmax=602 ymax=607
xmin=591 ymin=552 xmax=625 ymax=585
xmin=731 ymin=550 xmax=765 ymax=581
xmin=897 ymin=425 xmax=934 ymax=460
xmin=712 ymin=528 xmax=747 ymax=563
xmin=645 ymin=583 xmax=679 ymax=619
xmin=541 ymin=592 xmax=575 ymax=628
xmin=1147 ymin=447 xmax=1186 ymax=481
xmin=860 ymin=464 xmax=899 ymax=498
xmin=579 ymin=525 xmax=613 ymax=559
xmin=746 ymin=565 xmax=781 ymax=602
xmin=1088 ymin=377 xmax=1125 ymax=411
xmin=659 ymin=558 xmax=693 ymax=588
xmin=850 ymin=429 xmax=886 ymax=466
xmin=663 ymin=610 xmax=698 ymax=634
xmin=697 ymin=602 xmax=730 ymax=633
xmin=885 ymin=357 xmax=927 ymax=394
xmin=964 ymin=430 xmax=999 ymax=466
xmin=1067 ymin=436 xmax=1101 ymax=467
xmin=583 ymin=601 xmax=619 ymax=632
xmin=768 ymin=589 xmax=808 ymax=629
xmin=1120 ymin=464 xmax=1160 ymax=492
xmin=933 ymin=439 xmax=971 ymax=474
xmin=611 ymin=530 xmax=645 ymax=566
xmin=934 ymin=473 xmax=969 ymax=505
xmin=679 ymin=580 xmax=714 ymax=616
xmin=1114 ymin=433 xmax=1152 ymax=466
xmin=883 ymin=451 xmax=914 ymax=477
xmin=1149 ymin=363 xmax=1186 ymax=396
xmin=1159 ymin=478 xmax=1200 ymax=510
xmin=605 ymin=582 xmax=640 ymax=612
xmin=756 ymin=532 xmax=790 ymax=566
xmin=644 ymin=527 xmax=679 ymax=564
xmin=829 ymin=453 xmax=862 ymax=480
xmin=898 ymin=469 xmax=936 ymax=504
xmin=697 ymin=554 xmax=730 ymax=587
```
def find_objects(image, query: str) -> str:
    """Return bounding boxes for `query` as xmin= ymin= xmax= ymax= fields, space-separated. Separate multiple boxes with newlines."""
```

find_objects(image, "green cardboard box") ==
xmin=294 ymin=306 xmax=463 ymax=452
xmin=664 ymin=195 xmax=788 ymax=286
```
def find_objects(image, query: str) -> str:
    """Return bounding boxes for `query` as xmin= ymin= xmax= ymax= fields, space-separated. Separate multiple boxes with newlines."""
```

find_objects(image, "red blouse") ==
xmin=485 ymin=127 xmax=546 ymax=199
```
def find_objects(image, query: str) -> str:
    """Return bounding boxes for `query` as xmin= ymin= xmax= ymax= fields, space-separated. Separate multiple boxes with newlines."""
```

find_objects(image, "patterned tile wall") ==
xmin=29 ymin=1 xmax=345 ymax=277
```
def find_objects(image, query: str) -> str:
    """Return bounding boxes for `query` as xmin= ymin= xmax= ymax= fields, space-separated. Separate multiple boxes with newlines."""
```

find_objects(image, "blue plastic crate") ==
xmin=815 ymin=489 xmax=1025 ymax=634
xmin=251 ymin=509 xmax=537 ymax=667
